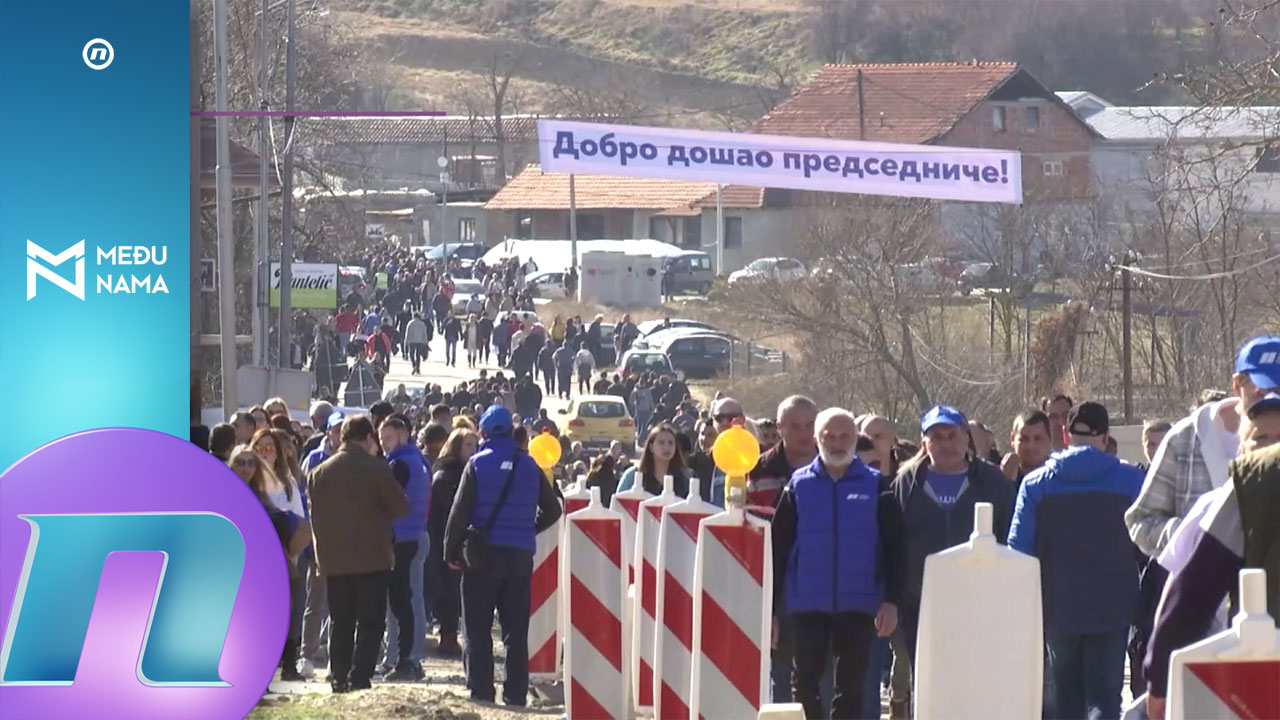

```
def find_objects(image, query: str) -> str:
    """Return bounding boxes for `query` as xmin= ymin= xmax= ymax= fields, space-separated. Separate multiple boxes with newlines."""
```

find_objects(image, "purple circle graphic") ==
xmin=0 ymin=428 xmax=289 ymax=720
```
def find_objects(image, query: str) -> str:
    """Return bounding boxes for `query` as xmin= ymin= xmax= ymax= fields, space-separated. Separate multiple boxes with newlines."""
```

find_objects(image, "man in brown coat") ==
xmin=308 ymin=414 xmax=409 ymax=693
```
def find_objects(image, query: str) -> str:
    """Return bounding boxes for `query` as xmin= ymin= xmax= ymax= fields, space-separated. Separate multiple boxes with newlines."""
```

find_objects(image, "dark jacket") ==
xmin=443 ymin=435 xmax=562 ymax=560
xmin=891 ymin=457 xmax=1015 ymax=609
xmin=428 ymin=455 xmax=465 ymax=552
xmin=746 ymin=443 xmax=805 ymax=519
xmin=773 ymin=457 xmax=905 ymax=615
xmin=1008 ymin=446 xmax=1144 ymax=633
xmin=307 ymin=443 xmax=410 ymax=577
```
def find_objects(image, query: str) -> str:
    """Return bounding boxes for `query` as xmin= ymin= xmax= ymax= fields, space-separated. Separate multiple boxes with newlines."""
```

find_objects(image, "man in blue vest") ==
xmin=443 ymin=405 xmax=563 ymax=706
xmin=377 ymin=416 xmax=432 ymax=681
xmin=772 ymin=408 xmax=906 ymax=719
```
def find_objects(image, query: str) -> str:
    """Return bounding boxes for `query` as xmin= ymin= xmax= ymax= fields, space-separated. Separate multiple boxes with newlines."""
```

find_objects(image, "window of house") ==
xmin=514 ymin=211 xmax=533 ymax=239
xmin=574 ymin=213 xmax=605 ymax=240
xmin=458 ymin=217 xmax=476 ymax=242
xmin=1255 ymin=147 xmax=1280 ymax=173
xmin=723 ymin=216 xmax=743 ymax=249
xmin=1025 ymin=106 xmax=1041 ymax=131
xmin=683 ymin=216 xmax=702 ymax=249
xmin=1043 ymin=160 xmax=1064 ymax=177
xmin=649 ymin=216 xmax=665 ymax=240
xmin=993 ymin=106 xmax=1007 ymax=133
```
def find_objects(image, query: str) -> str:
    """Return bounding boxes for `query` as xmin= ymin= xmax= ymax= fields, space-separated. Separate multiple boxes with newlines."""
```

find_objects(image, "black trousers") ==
xmin=326 ymin=571 xmax=390 ymax=685
xmin=541 ymin=366 xmax=555 ymax=395
xmin=388 ymin=540 xmax=418 ymax=667
xmin=462 ymin=547 xmax=534 ymax=705
xmin=426 ymin=549 xmax=462 ymax=635
xmin=558 ymin=370 xmax=573 ymax=399
xmin=408 ymin=343 xmax=428 ymax=373
xmin=792 ymin=611 xmax=876 ymax=720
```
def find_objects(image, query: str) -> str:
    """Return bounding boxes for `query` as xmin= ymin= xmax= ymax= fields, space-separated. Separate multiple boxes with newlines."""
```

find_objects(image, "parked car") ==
xmin=338 ymin=266 xmax=369 ymax=302
xmin=632 ymin=325 xmax=733 ymax=351
xmin=450 ymin=279 xmax=486 ymax=314
xmin=496 ymin=310 xmax=541 ymax=327
xmin=558 ymin=395 xmax=635 ymax=452
xmin=662 ymin=251 xmax=715 ymax=295
xmin=654 ymin=332 xmax=733 ymax=378
xmin=728 ymin=257 xmax=808 ymax=285
xmin=617 ymin=349 xmax=681 ymax=380
xmin=422 ymin=242 xmax=487 ymax=277
xmin=525 ymin=270 xmax=569 ymax=299
xmin=893 ymin=263 xmax=956 ymax=293
xmin=636 ymin=318 xmax=718 ymax=337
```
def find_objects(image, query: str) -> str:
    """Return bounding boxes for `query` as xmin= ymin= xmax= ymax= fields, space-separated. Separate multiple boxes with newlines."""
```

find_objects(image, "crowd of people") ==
xmin=205 ymin=283 xmax=1280 ymax=720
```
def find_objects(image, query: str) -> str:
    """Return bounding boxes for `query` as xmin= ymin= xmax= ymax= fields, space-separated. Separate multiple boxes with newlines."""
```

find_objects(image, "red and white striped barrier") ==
xmin=690 ymin=490 xmax=772 ymax=720
xmin=529 ymin=492 xmax=563 ymax=681
xmin=563 ymin=477 xmax=592 ymax=517
xmin=610 ymin=485 xmax=653 ymax=587
xmin=564 ymin=486 xmax=628 ymax=720
xmin=631 ymin=475 xmax=680 ymax=716
xmin=652 ymin=483 xmax=721 ymax=720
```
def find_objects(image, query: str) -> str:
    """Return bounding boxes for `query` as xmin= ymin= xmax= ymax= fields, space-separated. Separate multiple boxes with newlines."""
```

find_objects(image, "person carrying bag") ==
xmin=443 ymin=405 xmax=563 ymax=706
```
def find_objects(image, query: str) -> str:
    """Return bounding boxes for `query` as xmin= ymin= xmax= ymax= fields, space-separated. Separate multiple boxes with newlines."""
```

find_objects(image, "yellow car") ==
xmin=558 ymin=394 xmax=636 ymax=453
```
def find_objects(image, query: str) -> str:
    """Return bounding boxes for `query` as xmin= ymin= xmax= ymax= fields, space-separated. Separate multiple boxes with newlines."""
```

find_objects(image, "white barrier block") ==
xmin=914 ymin=502 xmax=1043 ymax=719
xmin=631 ymin=476 xmax=679 ymax=716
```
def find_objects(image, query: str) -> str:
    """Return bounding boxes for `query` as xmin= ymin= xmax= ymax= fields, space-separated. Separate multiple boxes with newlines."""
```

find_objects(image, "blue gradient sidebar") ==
xmin=0 ymin=1 xmax=190 ymax=467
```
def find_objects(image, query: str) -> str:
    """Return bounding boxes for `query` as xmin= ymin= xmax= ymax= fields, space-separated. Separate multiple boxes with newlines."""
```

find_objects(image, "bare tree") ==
xmin=451 ymin=51 xmax=529 ymax=184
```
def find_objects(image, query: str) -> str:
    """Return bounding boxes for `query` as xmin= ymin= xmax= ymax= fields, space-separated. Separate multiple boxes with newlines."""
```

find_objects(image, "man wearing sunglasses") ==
xmin=707 ymin=397 xmax=746 ymax=506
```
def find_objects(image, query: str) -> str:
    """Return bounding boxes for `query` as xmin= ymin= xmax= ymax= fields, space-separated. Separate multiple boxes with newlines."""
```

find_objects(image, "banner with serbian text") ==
xmin=538 ymin=119 xmax=1023 ymax=204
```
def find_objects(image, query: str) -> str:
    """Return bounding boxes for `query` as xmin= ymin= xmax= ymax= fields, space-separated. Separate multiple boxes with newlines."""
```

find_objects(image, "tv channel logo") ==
xmin=26 ymin=240 xmax=85 ymax=301
xmin=0 ymin=428 xmax=289 ymax=719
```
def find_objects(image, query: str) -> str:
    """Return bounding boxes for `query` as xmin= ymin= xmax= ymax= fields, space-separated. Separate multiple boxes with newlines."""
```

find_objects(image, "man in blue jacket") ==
xmin=377 ymin=416 xmax=432 ymax=681
xmin=772 ymin=408 xmax=906 ymax=719
xmin=1009 ymin=401 xmax=1143 ymax=720
xmin=443 ymin=405 xmax=563 ymax=706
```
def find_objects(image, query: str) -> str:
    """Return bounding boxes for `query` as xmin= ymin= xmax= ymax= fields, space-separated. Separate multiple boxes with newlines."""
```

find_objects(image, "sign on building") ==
xmin=365 ymin=223 xmax=386 ymax=242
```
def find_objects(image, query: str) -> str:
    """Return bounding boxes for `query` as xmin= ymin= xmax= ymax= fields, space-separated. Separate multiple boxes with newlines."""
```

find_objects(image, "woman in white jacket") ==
xmin=464 ymin=313 xmax=480 ymax=369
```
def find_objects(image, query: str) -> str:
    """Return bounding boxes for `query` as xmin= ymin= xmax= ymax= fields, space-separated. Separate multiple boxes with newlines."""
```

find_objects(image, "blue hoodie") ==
xmin=1009 ymin=445 xmax=1144 ymax=634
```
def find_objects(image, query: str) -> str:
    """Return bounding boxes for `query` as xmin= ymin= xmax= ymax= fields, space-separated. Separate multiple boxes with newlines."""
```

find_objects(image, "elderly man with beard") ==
xmin=772 ymin=408 xmax=906 ymax=719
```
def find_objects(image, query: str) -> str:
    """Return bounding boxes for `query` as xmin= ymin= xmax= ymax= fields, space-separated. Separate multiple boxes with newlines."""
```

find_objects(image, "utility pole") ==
xmin=214 ymin=0 xmax=238 ymax=418
xmin=1121 ymin=255 xmax=1134 ymax=424
xmin=569 ymin=174 xmax=578 ymax=272
xmin=716 ymin=184 xmax=724 ymax=275
xmin=277 ymin=0 xmax=296 ymax=369
xmin=190 ymin=0 xmax=202 ymax=419
xmin=255 ymin=0 xmax=270 ymax=367
xmin=856 ymin=69 xmax=866 ymax=140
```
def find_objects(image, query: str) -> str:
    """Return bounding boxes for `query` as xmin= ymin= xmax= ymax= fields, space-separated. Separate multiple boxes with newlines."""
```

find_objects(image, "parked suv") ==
xmin=662 ymin=251 xmax=715 ymax=295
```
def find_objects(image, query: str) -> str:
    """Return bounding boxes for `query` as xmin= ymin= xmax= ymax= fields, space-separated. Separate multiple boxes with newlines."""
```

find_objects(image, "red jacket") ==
xmin=366 ymin=331 xmax=392 ymax=357
xmin=334 ymin=312 xmax=359 ymax=333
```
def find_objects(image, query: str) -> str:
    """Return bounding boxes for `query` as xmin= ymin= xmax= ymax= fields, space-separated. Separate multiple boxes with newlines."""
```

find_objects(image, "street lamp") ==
xmin=437 ymin=155 xmax=449 ymax=267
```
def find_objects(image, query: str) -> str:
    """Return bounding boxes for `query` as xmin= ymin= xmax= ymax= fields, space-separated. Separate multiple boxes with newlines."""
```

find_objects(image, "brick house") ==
xmin=756 ymin=61 xmax=1098 ymax=204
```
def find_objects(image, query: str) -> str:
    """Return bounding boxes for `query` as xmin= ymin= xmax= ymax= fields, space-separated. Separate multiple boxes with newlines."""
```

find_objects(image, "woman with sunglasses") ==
xmin=227 ymin=446 xmax=310 ymax=679
xmin=250 ymin=428 xmax=307 ymax=519
xmin=617 ymin=424 xmax=691 ymax=497
xmin=249 ymin=428 xmax=310 ymax=682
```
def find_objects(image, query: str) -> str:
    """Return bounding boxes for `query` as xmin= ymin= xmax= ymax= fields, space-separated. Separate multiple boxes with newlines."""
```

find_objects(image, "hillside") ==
xmin=326 ymin=0 xmax=1220 ymax=129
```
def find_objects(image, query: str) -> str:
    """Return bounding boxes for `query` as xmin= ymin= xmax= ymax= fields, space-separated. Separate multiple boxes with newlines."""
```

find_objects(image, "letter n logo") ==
xmin=25 ymin=241 xmax=85 ymax=301
xmin=0 ymin=513 xmax=245 ymax=685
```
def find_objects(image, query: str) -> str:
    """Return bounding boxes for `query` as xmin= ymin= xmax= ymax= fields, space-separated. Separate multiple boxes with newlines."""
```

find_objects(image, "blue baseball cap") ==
xmin=920 ymin=405 xmax=966 ymax=435
xmin=1235 ymin=336 xmax=1280 ymax=390
xmin=1247 ymin=391 xmax=1280 ymax=419
xmin=479 ymin=405 xmax=513 ymax=436
xmin=326 ymin=411 xmax=346 ymax=430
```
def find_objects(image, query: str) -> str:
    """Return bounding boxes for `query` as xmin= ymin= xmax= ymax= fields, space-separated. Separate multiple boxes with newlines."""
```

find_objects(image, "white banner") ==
xmin=268 ymin=262 xmax=338 ymax=309
xmin=538 ymin=119 xmax=1022 ymax=204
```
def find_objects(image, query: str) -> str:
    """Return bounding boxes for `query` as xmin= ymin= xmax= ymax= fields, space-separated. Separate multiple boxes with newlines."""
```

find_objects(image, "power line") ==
xmin=1127 ymin=251 xmax=1280 ymax=280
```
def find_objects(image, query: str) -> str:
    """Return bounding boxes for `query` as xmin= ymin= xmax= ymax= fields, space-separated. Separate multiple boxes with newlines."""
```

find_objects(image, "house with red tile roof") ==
xmin=484 ymin=166 xmax=808 ymax=273
xmin=755 ymin=61 xmax=1098 ymax=204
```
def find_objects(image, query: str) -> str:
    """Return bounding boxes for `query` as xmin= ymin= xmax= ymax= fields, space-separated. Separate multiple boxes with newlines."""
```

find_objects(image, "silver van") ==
xmin=662 ymin=251 xmax=714 ymax=295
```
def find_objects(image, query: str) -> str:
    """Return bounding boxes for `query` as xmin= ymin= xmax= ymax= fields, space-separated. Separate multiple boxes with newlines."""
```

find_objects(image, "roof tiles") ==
xmin=755 ymin=62 xmax=1020 ymax=144
xmin=485 ymin=166 xmax=765 ymax=211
